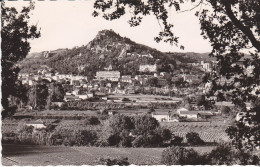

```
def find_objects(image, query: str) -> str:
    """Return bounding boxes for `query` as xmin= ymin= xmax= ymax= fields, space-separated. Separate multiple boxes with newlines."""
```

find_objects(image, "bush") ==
xmin=147 ymin=133 xmax=163 ymax=147
xmin=170 ymin=135 xmax=183 ymax=146
xmin=208 ymin=143 xmax=260 ymax=165
xmin=97 ymin=157 xmax=130 ymax=166
xmin=186 ymin=132 xmax=205 ymax=146
xmin=156 ymin=128 xmax=172 ymax=141
xmin=161 ymin=146 xmax=208 ymax=165
xmin=107 ymin=134 xmax=121 ymax=146
xmin=122 ymin=98 xmax=131 ymax=102
xmin=119 ymin=130 xmax=134 ymax=147
xmin=85 ymin=116 xmax=100 ymax=125
xmin=75 ymin=130 xmax=98 ymax=146
xmin=132 ymin=135 xmax=146 ymax=147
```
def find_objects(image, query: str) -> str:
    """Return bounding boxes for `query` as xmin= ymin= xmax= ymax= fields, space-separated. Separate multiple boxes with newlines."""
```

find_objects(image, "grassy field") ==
xmin=2 ymin=144 xmax=215 ymax=166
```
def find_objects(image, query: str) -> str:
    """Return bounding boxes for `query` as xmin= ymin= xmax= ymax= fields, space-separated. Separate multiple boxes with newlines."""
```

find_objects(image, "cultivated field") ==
xmin=2 ymin=144 xmax=215 ymax=166
xmin=109 ymin=94 xmax=182 ymax=103
xmin=161 ymin=122 xmax=231 ymax=142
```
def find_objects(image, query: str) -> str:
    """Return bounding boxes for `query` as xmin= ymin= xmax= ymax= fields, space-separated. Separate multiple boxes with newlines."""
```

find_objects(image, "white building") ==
xmin=139 ymin=64 xmax=157 ymax=72
xmin=152 ymin=113 xmax=170 ymax=122
xmin=96 ymin=71 xmax=120 ymax=81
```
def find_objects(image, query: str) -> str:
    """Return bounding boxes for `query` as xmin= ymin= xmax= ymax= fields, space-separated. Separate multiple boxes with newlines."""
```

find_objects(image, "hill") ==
xmin=19 ymin=29 xmax=206 ymax=78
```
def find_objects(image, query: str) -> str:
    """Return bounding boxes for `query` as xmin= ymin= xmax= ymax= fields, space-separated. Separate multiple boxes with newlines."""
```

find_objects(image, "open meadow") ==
xmin=2 ymin=144 xmax=215 ymax=166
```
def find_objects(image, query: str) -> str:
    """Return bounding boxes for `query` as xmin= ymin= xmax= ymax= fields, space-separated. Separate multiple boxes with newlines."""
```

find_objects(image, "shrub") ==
xmin=156 ymin=128 xmax=172 ymax=142
xmin=132 ymin=135 xmax=146 ymax=147
xmin=147 ymin=133 xmax=163 ymax=147
xmin=85 ymin=116 xmax=100 ymax=125
xmin=60 ymin=103 xmax=68 ymax=110
xmin=208 ymin=143 xmax=260 ymax=165
xmin=122 ymin=98 xmax=131 ymax=102
xmin=119 ymin=130 xmax=134 ymax=147
xmin=107 ymin=134 xmax=121 ymax=146
xmin=161 ymin=146 xmax=208 ymax=165
xmin=170 ymin=135 xmax=183 ymax=146
xmin=97 ymin=157 xmax=130 ymax=166
xmin=186 ymin=132 xmax=205 ymax=146
xmin=75 ymin=130 xmax=98 ymax=146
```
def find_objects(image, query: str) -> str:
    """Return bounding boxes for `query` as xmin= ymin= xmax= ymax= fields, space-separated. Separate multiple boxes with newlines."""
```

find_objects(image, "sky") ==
xmin=6 ymin=0 xmax=212 ymax=54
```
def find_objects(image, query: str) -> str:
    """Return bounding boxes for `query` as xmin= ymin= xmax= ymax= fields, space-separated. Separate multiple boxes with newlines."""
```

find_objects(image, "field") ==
xmin=161 ymin=122 xmax=231 ymax=142
xmin=109 ymin=94 xmax=182 ymax=104
xmin=2 ymin=144 xmax=215 ymax=166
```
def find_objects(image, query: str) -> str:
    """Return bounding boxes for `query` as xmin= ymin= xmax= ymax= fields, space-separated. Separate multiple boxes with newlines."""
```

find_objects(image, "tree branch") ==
xmin=224 ymin=1 xmax=260 ymax=52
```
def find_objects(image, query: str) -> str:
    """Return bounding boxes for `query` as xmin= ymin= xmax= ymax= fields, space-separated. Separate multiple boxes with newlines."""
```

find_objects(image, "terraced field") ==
xmin=2 ymin=144 xmax=215 ymax=166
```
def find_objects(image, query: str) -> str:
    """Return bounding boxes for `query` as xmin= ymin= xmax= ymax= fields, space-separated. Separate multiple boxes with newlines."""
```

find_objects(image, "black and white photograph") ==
xmin=1 ymin=0 xmax=260 ymax=165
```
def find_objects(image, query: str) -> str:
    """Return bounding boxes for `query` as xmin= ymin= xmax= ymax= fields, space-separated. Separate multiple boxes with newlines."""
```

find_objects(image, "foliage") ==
xmin=226 ymin=122 xmax=260 ymax=151
xmin=220 ymin=106 xmax=231 ymax=115
xmin=132 ymin=115 xmax=159 ymax=135
xmin=48 ymin=82 xmax=65 ymax=102
xmin=147 ymin=77 xmax=158 ymax=87
xmin=186 ymin=132 xmax=205 ymax=146
xmin=161 ymin=146 xmax=208 ymax=165
xmin=122 ymin=97 xmax=131 ymax=102
xmin=85 ymin=116 xmax=101 ymax=125
xmin=28 ymin=83 xmax=49 ymax=110
xmin=1 ymin=1 xmax=40 ymax=117
xmin=92 ymin=0 xmax=260 ymax=152
xmin=170 ymin=135 xmax=183 ymax=146
xmin=197 ymin=95 xmax=213 ymax=110
xmin=19 ymin=29 xmax=178 ymax=78
xmin=101 ymin=114 xmax=134 ymax=146
xmin=101 ymin=114 xmax=171 ymax=147
xmin=51 ymin=129 xmax=98 ymax=146
xmin=208 ymin=143 xmax=260 ymax=165
xmin=97 ymin=157 xmax=130 ymax=166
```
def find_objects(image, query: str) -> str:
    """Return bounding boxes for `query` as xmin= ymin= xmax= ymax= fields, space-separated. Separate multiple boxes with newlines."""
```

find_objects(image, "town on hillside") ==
xmin=2 ymin=0 xmax=260 ymax=164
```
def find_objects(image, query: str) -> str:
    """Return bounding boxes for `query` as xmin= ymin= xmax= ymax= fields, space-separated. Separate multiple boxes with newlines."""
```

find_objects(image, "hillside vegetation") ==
xmin=19 ymin=30 xmax=209 ymax=79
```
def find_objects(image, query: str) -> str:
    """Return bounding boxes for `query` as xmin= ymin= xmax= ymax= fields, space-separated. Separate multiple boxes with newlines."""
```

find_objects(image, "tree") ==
xmin=170 ymin=135 xmax=183 ymax=146
xmin=93 ymin=0 xmax=260 ymax=152
xmin=48 ymin=82 xmax=65 ymax=102
xmin=28 ymin=83 xmax=49 ymax=110
xmin=147 ymin=77 xmax=158 ymax=87
xmin=1 ymin=1 xmax=40 ymax=116
xmin=186 ymin=132 xmax=205 ymax=146
xmin=102 ymin=114 xmax=134 ymax=146
xmin=208 ymin=143 xmax=260 ymax=165
xmin=197 ymin=95 xmax=214 ymax=110
xmin=132 ymin=115 xmax=159 ymax=135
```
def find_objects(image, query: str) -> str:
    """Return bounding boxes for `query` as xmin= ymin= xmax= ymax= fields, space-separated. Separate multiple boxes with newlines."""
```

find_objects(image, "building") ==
xmin=152 ymin=113 xmax=170 ymax=122
xmin=25 ymin=120 xmax=46 ymax=129
xmin=96 ymin=71 xmax=120 ymax=81
xmin=139 ymin=64 xmax=157 ymax=72
xmin=121 ymin=75 xmax=132 ymax=83
xmin=178 ymin=111 xmax=198 ymax=120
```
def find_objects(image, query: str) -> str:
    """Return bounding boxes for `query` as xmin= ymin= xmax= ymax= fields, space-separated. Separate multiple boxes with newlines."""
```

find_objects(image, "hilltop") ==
xmin=19 ymin=29 xmax=208 ymax=78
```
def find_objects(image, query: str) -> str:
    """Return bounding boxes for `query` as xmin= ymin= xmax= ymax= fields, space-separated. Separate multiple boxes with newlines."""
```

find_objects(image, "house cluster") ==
xmin=19 ymin=72 xmax=88 ymax=86
xmin=189 ymin=61 xmax=213 ymax=72
xmin=151 ymin=107 xmax=215 ymax=122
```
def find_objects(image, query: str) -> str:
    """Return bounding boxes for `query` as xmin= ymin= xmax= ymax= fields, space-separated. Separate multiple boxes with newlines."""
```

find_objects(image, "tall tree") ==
xmin=93 ymin=0 xmax=260 ymax=151
xmin=28 ymin=83 xmax=48 ymax=110
xmin=1 ymin=1 xmax=40 ymax=116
